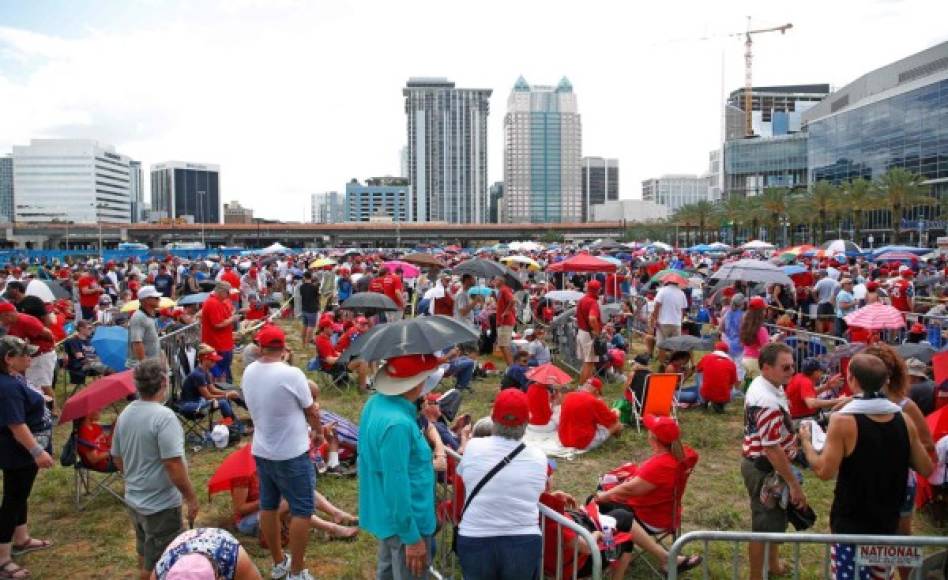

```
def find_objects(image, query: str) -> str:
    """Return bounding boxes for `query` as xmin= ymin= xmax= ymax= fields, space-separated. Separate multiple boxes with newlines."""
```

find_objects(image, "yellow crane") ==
xmin=731 ymin=18 xmax=793 ymax=137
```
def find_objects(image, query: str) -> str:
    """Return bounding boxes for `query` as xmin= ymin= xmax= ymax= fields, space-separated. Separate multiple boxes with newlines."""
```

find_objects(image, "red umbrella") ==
xmin=526 ymin=363 xmax=573 ymax=386
xmin=926 ymin=405 xmax=948 ymax=444
xmin=843 ymin=303 xmax=906 ymax=331
xmin=546 ymin=254 xmax=617 ymax=273
xmin=208 ymin=444 xmax=256 ymax=497
xmin=58 ymin=370 xmax=137 ymax=424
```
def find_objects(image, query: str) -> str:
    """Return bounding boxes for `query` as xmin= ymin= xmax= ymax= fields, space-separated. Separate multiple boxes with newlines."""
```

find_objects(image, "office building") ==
xmin=707 ymin=149 xmax=723 ymax=200
xmin=503 ymin=76 xmax=582 ymax=223
xmin=345 ymin=177 xmax=410 ymax=222
xmin=641 ymin=174 xmax=711 ymax=211
xmin=582 ymin=157 xmax=618 ymax=221
xmin=725 ymin=84 xmax=830 ymax=139
xmin=13 ymin=139 xmax=132 ymax=223
xmin=128 ymin=160 xmax=144 ymax=222
xmin=404 ymin=77 xmax=491 ymax=223
xmin=723 ymin=132 xmax=809 ymax=197
xmin=310 ymin=191 xmax=345 ymax=224
xmin=489 ymin=181 xmax=504 ymax=223
xmin=0 ymin=156 xmax=12 ymax=222
xmin=590 ymin=199 xmax=669 ymax=222
xmin=399 ymin=146 xmax=409 ymax=179
xmin=150 ymin=161 xmax=220 ymax=224
xmin=224 ymin=200 xmax=254 ymax=224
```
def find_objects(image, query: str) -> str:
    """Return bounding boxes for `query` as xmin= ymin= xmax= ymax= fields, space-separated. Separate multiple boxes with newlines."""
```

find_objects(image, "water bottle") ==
xmin=603 ymin=527 xmax=617 ymax=560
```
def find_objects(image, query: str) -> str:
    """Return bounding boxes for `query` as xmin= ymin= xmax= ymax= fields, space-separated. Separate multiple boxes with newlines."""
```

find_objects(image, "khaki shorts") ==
xmin=497 ymin=325 xmax=513 ymax=348
xmin=741 ymin=458 xmax=788 ymax=532
xmin=576 ymin=329 xmax=598 ymax=363
xmin=742 ymin=357 xmax=761 ymax=380
xmin=128 ymin=505 xmax=184 ymax=572
xmin=657 ymin=324 xmax=682 ymax=343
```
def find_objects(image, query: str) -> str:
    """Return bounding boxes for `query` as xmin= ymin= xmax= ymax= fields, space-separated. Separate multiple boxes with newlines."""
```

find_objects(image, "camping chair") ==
xmin=168 ymin=344 xmax=218 ymax=445
xmin=307 ymin=354 xmax=350 ymax=394
xmin=74 ymin=432 xmax=126 ymax=510
xmin=632 ymin=373 xmax=681 ymax=432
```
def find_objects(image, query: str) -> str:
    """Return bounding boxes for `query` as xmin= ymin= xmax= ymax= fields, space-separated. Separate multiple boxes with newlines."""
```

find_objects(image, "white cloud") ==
xmin=0 ymin=0 xmax=946 ymax=221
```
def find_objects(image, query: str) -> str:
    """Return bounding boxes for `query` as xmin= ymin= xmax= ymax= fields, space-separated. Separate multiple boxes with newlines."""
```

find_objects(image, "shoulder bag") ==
xmin=452 ymin=443 xmax=526 ymax=553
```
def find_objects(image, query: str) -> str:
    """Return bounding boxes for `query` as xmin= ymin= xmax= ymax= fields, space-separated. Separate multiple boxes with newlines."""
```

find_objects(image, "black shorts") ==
xmin=817 ymin=302 xmax=835 ymax=318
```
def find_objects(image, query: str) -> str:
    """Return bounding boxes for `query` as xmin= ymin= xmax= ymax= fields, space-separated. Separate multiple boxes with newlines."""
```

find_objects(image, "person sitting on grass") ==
xmin=558 ymin=378 xmax=622 ymax=451
xmin=76 ymin=409 xmax=116 ymax=472
xmin=663 ymin=350 xmax=698 ymax=405
xmin=499 ymin=350 xmax=531 ymax=391
xmin=593 ymin=415 xmax=702 ymax=576
xmin=523 ymin=328 xmax=552 ymax=366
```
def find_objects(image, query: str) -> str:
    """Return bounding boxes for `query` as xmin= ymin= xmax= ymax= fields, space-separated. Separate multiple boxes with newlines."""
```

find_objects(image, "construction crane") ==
xmin=731 ymin=18 xmax=793 ymax=138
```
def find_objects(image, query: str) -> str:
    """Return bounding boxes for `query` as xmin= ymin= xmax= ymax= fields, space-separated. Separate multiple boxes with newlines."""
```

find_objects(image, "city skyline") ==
xmin=0 ymin=0 xmax=946 ymax=221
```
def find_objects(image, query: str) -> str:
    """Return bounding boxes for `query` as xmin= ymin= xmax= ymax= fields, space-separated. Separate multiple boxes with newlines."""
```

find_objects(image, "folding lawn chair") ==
xmin=632 ymin=373 xmax=681 ymax=432
xmin=307 ymin=354 xmax=350 ymax=394
xmin=74 ymin=432 xmax=127 ymax=511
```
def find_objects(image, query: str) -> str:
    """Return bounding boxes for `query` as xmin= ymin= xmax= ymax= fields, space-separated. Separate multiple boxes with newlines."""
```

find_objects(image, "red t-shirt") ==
xmin=624 ymin=448 xmax=699 ymax=530
xmin=526 ymin=383 xmax=553 ymax=425
xmin=496 ymin=286 xmax=516 ymax=327
xmin=77 ymin=422 xmax=112 ymax=471
xmin=558 ymin=391 xmax=617 ymax=449
xmin=201 ymin=294 xmax=235 ymax=351
xmin=368 ymin=276 xmax=385 ymax=294
xmin=315 ymin=334 xmax=339 ymax=370
xmin=335 ymin=327 xmax=360 ymax=353
xmin=575 ymin=294 xmax=601 ymax=332
xmin=244 ymin=303 xmax=268 ymax=321
xmin=8 ymin=313 xmax=53 ymax=353
xmin=889 ymin=279 xmax=912 ymax=312
xmin=382 ymin=275 xmax=404 ymax=307
xmin=604 ymin=273 xmax=619 ymax=297
xmin=696 ymin=352 xmax=737 ymax=404
xmin=785 ymin=373 xmax=818 ymax=419
xmin=231 ymin=474 xmax=260 ymax=525
xmin=127 ymin=279 xmax=140 ymax=300
xmin=433 ymin=294 xmax=454 ymax=316
xmin=77 ymin=274 xmax=101 ymax=308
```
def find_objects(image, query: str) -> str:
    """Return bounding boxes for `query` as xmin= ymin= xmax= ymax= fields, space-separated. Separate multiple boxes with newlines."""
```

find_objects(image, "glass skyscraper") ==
xmin=582 ymin=157 xmax=618 ymax=222
xmin=0 ymin=156 xmax=12 ymax=223
xmin=404 ymin=78 xmax=491 ymax=224
xmin=724 ymin=133 xmax=809 ymax=197
xmin=503 ymin=77 xmax=582 ymax=223
xmin=150 ymin=161 xmax=220 ymax=224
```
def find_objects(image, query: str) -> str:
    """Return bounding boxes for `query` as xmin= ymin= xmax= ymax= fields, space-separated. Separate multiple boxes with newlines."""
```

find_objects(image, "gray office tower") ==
xmin=0 ymin=156 xmax=12 ymax=222
xmin=582 ymin=157 xmax=618 ymax=222
xmin=404 ymin=78 xmax=491 ymax=223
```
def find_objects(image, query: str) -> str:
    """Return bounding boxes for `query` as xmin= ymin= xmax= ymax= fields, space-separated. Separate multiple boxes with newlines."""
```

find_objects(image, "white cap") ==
xmin=137 ymin=285 xmax=161 ymax=300
xmin=524 ymin=328 xmax=535 ymax=337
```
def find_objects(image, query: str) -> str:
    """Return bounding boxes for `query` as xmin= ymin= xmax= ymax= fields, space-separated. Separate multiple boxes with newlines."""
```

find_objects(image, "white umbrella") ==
xmin=259 ymin=242 xmax=290 ymax=255
xmin=544 ymin=290 xmax=584 ymax=302
xmin=25 ymin=279 xmax=55 ymax=303
xmin=741 ymin=240 xmax=775 ymax=250
xmin=648 ymin=241 xmax=673 ymax=252
xmin=821 ymin=239 xmax=862 ymax=255
xmin=711 ymin=259 xmax=792 ymax=285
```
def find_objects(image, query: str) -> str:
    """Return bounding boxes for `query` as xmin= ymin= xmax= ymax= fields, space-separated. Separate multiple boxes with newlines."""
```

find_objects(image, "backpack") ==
xmin=60 ymin=430 xmax=77 ymax=467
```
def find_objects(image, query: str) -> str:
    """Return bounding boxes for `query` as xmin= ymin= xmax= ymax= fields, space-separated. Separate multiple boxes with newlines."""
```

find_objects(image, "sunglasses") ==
xmin=780 ymin=364 xmax=795 ymax=372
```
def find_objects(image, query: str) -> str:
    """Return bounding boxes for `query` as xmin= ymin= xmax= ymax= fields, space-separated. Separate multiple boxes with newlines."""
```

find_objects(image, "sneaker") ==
xmin=271 ymin=555 xmax=292 ymax=579
xmin=288 ymin=570 xmax=315 ymax=580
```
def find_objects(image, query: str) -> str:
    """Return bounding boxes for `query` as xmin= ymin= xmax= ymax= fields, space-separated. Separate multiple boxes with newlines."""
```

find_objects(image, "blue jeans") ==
xmin=377 ymin=534 xmax=433 ymax=580
xmin=677 ymin=385 xmax=701 ymax=405
xmin=211 ymin=350 xmax=233 ymax=383
xmin=254 ymin=452 xmax=316 ymax=517
xmin=457 ymin=534 xmax=541 ymax=580
xmin=446 ymin=357 xmax=475 ymax=390
xmin=235 ymin=511 xmax=260 ymax=536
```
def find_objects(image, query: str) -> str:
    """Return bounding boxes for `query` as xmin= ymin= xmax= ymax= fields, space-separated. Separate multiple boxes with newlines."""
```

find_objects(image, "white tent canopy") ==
xmin=258 ymin=242 xmax=291 ymax=255
xmin=741 ymin=240 xmax=775 ymax=250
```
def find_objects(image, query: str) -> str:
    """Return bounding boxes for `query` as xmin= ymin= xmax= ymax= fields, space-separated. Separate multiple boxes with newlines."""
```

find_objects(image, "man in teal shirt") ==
xmin=359 ymin=354 xmax=441 ymax=579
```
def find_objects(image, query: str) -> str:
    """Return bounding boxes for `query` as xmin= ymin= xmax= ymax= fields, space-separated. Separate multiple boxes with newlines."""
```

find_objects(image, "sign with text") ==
xmin=855 ymin=545 xmax=923 ymax=568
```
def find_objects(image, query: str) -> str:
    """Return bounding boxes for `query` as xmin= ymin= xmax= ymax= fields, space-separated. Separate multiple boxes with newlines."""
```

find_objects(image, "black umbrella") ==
xmin=656 ymin=335 xmax=714 ymax=352
xmin=340 ymin=292 xmax=400 ymax=314
xmin=339 ymin=315 xmax=479 ymax=362
xmin=454 ymin=258 xmax=508 ymax=279
xmin=896 ymin=343 xmax=936 ymax=363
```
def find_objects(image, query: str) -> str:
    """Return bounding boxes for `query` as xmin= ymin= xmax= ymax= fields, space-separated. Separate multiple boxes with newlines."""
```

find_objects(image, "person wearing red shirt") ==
xmin=76 ymin=271 xmax=102 ymax=320
xmin=696 ymin=343 xmax=739 ymax=411
xmin=382 ymin=270 xmax=405 ymax=321
xmin=315 ymin=317 xmax=362 ymax=388
xmin=335 ymin=316 xmax=369 ymax=354
xmin=241 ymin=293 xmax=269 ymax=321
xmin=785 ymin=359 xmax=847 ymax=420
xmin=368 ymin=268 xmax=387 ymax=295
xmin=432 ymin=274 xmax=454 ymax=316
xmin=201 ymin=282 xmax=238 ymax=382
xmin=219 ymin=265 xmax=242 ymax=304
xmin=604 ymin=272 xmax=620 ymax=303
xmin=889 ymin=271 xmax=914 ymax=312
xmin=526 ymin=381 xmax=562 ymax=431
xmin=593 ymin=414 xmax=702 ymax=573
xmin=575 ymin=280 xmax=602 ymax=384
xmin=77 ymin=409 xmax=115 ymax=472
xmin=494 ymin=275 xmax=517 ymax=366
xmin=0 ymin=302 xmax=58 ymax=408
xmin=557 ymin=378 xmax=621 ymax=450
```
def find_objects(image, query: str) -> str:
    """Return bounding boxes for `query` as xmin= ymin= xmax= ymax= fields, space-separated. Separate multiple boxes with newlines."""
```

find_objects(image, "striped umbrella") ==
xmin=844 ymin=303 xmax=906 ymax=331
xmin=872 ymin=251 xmax=920 ymax=263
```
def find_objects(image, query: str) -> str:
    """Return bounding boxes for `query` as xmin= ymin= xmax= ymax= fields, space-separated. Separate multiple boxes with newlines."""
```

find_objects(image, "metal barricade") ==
xmin=552 ymin=319 xmax=582 ymax=374
xmin=432 ymin=449 xmax=603 ymax=580
xmin=766 ymin=324 xmax=849 ymax=376
xmin=666 ymin=530 xmax=948 ymax=580
xmin=905 ymin=311 xmax=948 ymax=349
xmin=158 ymin=321 xmax=202 ymax=394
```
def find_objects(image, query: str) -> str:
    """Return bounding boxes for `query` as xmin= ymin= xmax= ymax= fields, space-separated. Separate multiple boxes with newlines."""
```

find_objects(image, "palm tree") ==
xmin=876 ymin=167 xmax=935 ymax=243
xmin=836 ymin=178 xmax=882 ymax=244
xmin=690 ymin=200 xmax=717 ymax=244
xmin=804 ymin=181 xmax=838 ymax=244
xmin=758 ymin=188 xmax=793 ymax=245
xmin=672 ymin=204 xmax=698 ymax=247
xmin=721 ymin=195 xmax=749 ymax=245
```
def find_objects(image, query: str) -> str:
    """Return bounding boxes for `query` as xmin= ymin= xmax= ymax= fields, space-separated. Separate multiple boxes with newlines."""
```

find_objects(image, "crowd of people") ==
xmin=0 ymin=240 xmax=946 ymax=579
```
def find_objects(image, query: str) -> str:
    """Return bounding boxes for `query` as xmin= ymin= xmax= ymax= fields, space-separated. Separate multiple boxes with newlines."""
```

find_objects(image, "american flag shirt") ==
xmin=742 ymin=375 xmax=797 ymax=460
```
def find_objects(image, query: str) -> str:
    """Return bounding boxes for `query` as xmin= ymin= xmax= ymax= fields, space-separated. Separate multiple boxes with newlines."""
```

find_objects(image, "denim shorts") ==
xmin=254 ymin=452 xmax=315 ymax=517
xmin=236 ymin=511 xmax=260 ymax=536
xmin=301 ymin=312 xmax=318 ymax=327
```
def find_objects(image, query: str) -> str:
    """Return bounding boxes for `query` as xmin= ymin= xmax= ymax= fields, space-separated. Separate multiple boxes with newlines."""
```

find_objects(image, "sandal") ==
xmin=12 ymin=538 xmax=52 ymax=557
xmin=674 ymin=554 xmax=703 ymax=574
xmin=0 ymin=560 xmax=31 ymax=579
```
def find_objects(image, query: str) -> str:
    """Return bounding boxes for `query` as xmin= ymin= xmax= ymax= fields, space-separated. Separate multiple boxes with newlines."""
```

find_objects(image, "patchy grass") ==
xmin=19 ymin=322 xmax=943 ymax=579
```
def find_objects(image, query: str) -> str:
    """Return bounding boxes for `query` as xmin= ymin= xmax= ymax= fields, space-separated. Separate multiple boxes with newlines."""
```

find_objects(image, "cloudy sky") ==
xmin=1 ymin=0 xmax=946 ymax=221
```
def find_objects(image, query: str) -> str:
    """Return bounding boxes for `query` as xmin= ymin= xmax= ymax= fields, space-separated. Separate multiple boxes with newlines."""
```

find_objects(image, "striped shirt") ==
xmin=742 ymin=375 xmax=797 ymax=460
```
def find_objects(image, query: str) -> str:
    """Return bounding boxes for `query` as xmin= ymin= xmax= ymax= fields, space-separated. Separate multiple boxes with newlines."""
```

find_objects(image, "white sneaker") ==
xmin=271 ymin=555 xmax=292 ymax=579
xmin=288 ymin=570 xmax=315 ymax=580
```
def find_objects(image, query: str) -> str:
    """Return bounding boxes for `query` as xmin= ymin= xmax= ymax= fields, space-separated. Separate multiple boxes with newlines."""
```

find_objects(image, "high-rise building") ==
xmin=150 ymin=161 xmax=221 ymax=224
xmin=503 ymin=76 xmax=582 ymax=223
xmin=0 ymin=156 xmax=12 ymax=223
xmin=581 ymin=157 xmax=618 ymax=222
xmin=489 ymin=182 xmax=504 ymax=224
xmin=707 ymin=149 xmax=723 ymax=200
xmin=724 ymin=132 xmax=809 ymax=197
xmin=641 ymin=175 xmax=711 ymax=211
xmin=399 ymin=146 xmax=409 ymax=180
xmin=404 ymin=77 xmax=491 ymax=223
xmin=310 ymin=191 xmax=345 ymax=224
xmin=725 ymin=84 xmax=830 ymax=139
xmin=13 ymin=139 xmax=132 ymax=223
xmin=129 ymin=160 xmax=144 ymax=223
xmin=345 ymin=177 xmax=411 ymax=222
xmin=223 ymin=200 xmax=254 ymax=224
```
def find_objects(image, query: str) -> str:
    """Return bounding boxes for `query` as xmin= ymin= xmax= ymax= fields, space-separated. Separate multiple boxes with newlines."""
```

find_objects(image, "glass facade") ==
xmin=150 ymin=163 xmax=220 ymax=223
xmin=0 ymin=157 xmax=12 ymax=222
xmin=345 ymin=180 xmax=410 ymax=222
xmin=724 ymin=132 xmax=809 ymax=197
xmin=582 ymin=157 xmax=619 ymax=221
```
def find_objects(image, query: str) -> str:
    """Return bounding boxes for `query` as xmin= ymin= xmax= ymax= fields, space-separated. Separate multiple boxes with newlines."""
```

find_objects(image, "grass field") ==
xmin=18 ymin=321 xmax=943 ymax=579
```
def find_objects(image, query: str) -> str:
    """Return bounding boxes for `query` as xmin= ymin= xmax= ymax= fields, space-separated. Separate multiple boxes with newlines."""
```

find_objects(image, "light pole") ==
xmin=197 ymin=190 xmax=206 ymax=248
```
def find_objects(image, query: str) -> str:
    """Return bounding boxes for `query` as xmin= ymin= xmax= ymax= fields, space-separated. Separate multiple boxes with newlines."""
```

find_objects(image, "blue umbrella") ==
xmin=177 ymin=292 xmax=210 ymax=306
xmin=468 ymin=286 xmax=493 ymax=296
xmin=782 ymin=265 xmax=808 ymax=276
xmin=91 ymin=326 xmax=128 ymax=372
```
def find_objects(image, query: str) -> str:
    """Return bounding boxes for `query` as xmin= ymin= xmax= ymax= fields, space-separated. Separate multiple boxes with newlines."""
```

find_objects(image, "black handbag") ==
xmin=593 ymin=336 xmax=608 ymax=357
xmin=452 ymin=443 xmax=526 ymax=553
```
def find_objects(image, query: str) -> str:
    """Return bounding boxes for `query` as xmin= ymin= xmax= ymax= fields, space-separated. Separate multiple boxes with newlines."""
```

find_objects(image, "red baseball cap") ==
xmin=586 ymin=280 xmax=601 ymax=293
xmin=910 ymin=322 xmax=926 ymax=334
xmin=748 ymin=296 xmax=767 ymax=310
xmin=255 ymin=325 xmax=286 ymax=349
xmin=643 ymin=414 xmax=681 ymax=445
xmin=492 ymin=389 xmax=529 ymax=427
xmin=714 ymin=341 xmax=729 ymax=352
xmin=318 ymin=315 xmax=334 ymax=330
xmin=866 ymin=281 xmax=879 ymax=291
xmin=587 ymin=377 xmax=603 ymax=393
xmin=425 ymin=392 xmax=441 ymax=403
xmin=902 ymin=270 xmax=914 ymax=279
xmin=0 ymin=302 xmax=15 ymax=313
xmin=723 ymin=287 xmax=736 ymax=298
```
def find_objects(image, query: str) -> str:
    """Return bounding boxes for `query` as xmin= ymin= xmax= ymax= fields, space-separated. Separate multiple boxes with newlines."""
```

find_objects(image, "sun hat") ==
xmin=373 ymin=354 xmax=442 ymax=396
xmin=491 ymin=389 xmax=529 ymax=427
xmin=255 ymin=325 xmax=286 ymax=349
xmin=905 ymin=357 xmax=928 ymax=379
xmin=137 ymin=286 xmax=161 ymax=300
xmin=165 ymin=553 xmax=217 ymax=579
xmin=0 ymin=336 xmax=38 ymax=357
xmin=643 ymin=414 xmax=681 ymax=445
